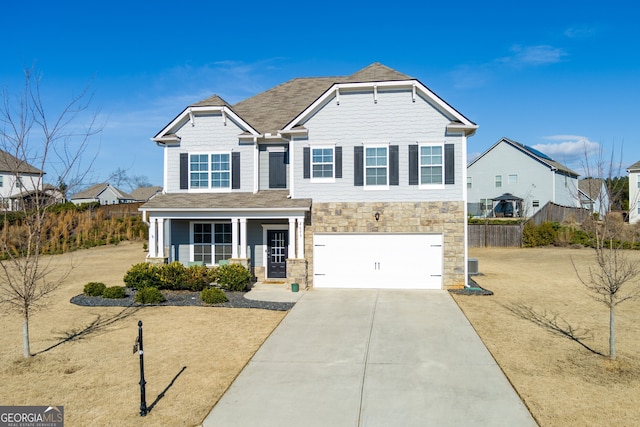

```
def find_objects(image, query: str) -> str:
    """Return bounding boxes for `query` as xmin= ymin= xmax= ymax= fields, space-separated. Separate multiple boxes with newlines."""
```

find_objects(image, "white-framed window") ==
xmin=480 ymin=198 xmax=492 ymax=213
xmin=495 ymin=175 xmax=502 ymax=188
xmin=365 ymin=145 xmax=388 ymax=188
xmin=192 ymin=222 xmax=232 ymax=265
xmin=533 ymin=200 xmax=540 ymax=208
xmin=0 ymin=176 xmax=3 ymax=187
xmin=419 ymin=143 xmax=443 ymax=187
xmin=467 ymin=176 xmax=472 ymax=189
xmin=189 ymin=153 xmax=230 ymax=190
xmin=508 ymin=174 xmax=518 ymax=184
xmin=637 ymin=175 xmax=640 ymax=188
xmin=311 ymin=146 xmax=334 ymax=180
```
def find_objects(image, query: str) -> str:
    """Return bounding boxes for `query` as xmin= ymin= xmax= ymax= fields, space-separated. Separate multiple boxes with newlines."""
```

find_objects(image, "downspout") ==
xmin=462 ymin=136 xmax=469 ymax=289
xmin=253 ymin=137 xmax=259 ymax=194
xmin=551 ymin=167 xmax=557 ymax=203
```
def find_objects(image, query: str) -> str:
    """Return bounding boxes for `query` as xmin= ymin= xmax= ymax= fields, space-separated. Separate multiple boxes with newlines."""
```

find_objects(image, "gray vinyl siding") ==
xmin=259 ymin=145 xmax=289 ymax=190
xmin=292 ymin=89 xmax=464 ymax=202
xmin=164 ymin=113 xmax=254 ymax=193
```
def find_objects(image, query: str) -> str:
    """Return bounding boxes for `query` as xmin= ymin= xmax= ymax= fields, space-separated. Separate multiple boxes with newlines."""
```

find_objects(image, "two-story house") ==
xmin=71 ymin=183 xmax=134 ymax=205
xmin=467 ymin=137 xmax=580 ymax=217
xmin=0 ymin=149 xmax=45 ymax=211
xmin=627 ymin=161 xmax=640 ymax=224
xmin=140 ymin=63 xmax=477 ymax=290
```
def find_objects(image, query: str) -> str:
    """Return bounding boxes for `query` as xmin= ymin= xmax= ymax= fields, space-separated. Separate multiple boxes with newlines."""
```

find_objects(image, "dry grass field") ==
xmin=0 ymin=242 xmax=286 ymax=426
xmin=3 ymin=243 xmax=640 ymax=426
xmin=454 ymin=247 xmax=640 ymax=427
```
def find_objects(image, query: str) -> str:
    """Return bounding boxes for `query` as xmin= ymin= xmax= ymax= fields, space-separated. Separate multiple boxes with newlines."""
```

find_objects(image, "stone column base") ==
xmin=286 ymin=258 xmax=308 ymax=290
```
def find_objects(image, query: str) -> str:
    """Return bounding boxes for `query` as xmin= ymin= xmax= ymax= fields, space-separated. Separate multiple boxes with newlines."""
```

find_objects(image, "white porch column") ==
xmin=296 ymin=217 xmax=305 ymax=259
xmin=240 ymin=218 xmax=248 ymax=258
xmin=288 ymin=217 xmax=296 ymax=259
xmin=231 ymin=217 xmax=239 ymax=258
xmin=148 ymin=218 xmax=157 ymax=258
xmin=156 ymin=218 xmax=165 ymax=258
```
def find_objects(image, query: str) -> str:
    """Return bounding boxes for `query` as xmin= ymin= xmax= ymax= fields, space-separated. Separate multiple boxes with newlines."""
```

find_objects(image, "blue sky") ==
xmin=2 ymin=1 xmax=638 ymax=189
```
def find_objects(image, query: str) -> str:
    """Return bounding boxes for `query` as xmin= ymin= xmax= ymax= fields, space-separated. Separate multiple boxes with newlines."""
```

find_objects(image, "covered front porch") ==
xmin=140 ymin=191 xmax=311 ymax=285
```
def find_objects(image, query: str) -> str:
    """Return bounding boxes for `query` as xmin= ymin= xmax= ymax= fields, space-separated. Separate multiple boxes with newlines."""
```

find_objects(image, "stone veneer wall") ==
xmin=305 ymin=201 xmax=466 ymax=289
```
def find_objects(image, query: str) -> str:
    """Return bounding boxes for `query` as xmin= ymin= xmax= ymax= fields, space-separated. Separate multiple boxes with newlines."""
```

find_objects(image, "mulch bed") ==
xmin=70 ymin=289 xmax=294 ymax=311
xmin=448 ymin=277 xmax=494 ymax=296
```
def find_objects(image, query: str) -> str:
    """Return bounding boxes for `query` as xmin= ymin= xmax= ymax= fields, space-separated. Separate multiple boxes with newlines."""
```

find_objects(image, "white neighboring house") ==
xmin=578 ymin=178 xmax=610 ymax=218
xmin=0 ymin=149 xmax=45 ymax=211
xmin=467 ymin=137 xmax=580 ymax=217
xmin=627 ymin=161 xmax=640 ymax=224
xmin=71 ymin=183 xmax=134 ymax=205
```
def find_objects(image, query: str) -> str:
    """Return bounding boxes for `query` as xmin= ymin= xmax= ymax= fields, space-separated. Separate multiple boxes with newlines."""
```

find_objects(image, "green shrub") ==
xmin=217 ymin=264 xmax=252 ymax=291
xmin=135 ymin=287 xmax=165 ymax=304
xmin=522 ymin=221 xmax=558 ymax=247
xmin=200 ymin=287 xmax=228 ymax=304
xmin=102 ymin=286 xmax=127 ymax=299
xmin=158 ymin=261 xmax=188 ymax=290
xmin=124 ymin=263 xmax=161 ymax=290
xmin=185 ymin=265 xmax=212 ymax=291
xmin=84 ymin=282 xmax=107 ymax=296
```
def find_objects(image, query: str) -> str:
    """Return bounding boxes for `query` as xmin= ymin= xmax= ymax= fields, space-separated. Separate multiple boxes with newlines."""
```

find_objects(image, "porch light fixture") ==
xmin=374 ymin=211 xmax=380 ymax=222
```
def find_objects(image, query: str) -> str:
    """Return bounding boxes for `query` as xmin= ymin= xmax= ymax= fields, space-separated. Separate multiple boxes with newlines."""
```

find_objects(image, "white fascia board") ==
xmin=143 ymin=207 xmax=310 ymax=220
xmin=152 ymin=106 xmax=261 ymax=142
xmin=282 ymin=80 xmax=477 ymax=132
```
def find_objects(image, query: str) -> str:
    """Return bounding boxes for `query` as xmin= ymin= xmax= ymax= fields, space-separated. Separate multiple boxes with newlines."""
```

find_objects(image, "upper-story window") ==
xmin=508 ymin=174 xmax=518 ymax=184
xmin=190 ymin=153 xmax=230 ymax=190
xmin=0 ymin=176 xmax=3 ymax=187
xmin=365 ymin=146 xmax=388 ymax=187
xmin=312 ymin=147 xmax=334 ymax=179
xmin=495 ymin=175 xmax=502 ymax=188
xmin=637 ymin=175 xmax=640 ymax=188
xmin=467 ymin=176 xmax=472 ymax=189
xmin=420 ymin=144 xmax=443 ymax=186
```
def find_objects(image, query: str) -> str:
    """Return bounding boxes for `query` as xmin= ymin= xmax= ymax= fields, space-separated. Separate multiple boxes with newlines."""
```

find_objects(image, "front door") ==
xmin=267 ymin=230 xmax=288 ymax=278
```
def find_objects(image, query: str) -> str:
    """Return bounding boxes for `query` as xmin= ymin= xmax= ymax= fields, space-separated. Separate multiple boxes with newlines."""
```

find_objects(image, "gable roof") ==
xmin=152 ymin=63 xmax=477 ymax=142
xmin=72 ymin=183 xmax=132 ymax=200
xmin=0 ymin=149 xmax=43 ymax=175
xmin=627 ymin=160 xmax=640 ymax=172
xmin=469 ymin=137 xmax=579 ymax=177
xmin=130 ymin=186 xmax=163 ymax=202
xmin=578 ymin=178 xmax=606 ymax=202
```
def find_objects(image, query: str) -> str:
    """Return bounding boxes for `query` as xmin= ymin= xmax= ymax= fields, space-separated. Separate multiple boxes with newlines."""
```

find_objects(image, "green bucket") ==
xmin=291 ymin=283 xmax=299 ymax=292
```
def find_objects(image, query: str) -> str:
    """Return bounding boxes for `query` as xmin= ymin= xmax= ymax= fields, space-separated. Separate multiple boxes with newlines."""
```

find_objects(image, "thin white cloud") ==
xmin=500 ymin=45 xmax=568 ymax=67
xmin=532 ymin=135 xmax=600 ymax=173
xmin=564 ymin=25 xmax=597 ymax=39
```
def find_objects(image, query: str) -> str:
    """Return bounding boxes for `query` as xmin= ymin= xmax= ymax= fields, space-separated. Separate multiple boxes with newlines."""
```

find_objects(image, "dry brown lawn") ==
xmin=454 ymin=247 xmax=640 ymax=427
xmin=0 ymin=242 xmax=286 ymax=426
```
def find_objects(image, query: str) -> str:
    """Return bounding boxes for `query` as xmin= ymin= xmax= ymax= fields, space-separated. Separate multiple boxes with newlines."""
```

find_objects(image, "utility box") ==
xmin=468 ymin=258 xmax=480 ymax=275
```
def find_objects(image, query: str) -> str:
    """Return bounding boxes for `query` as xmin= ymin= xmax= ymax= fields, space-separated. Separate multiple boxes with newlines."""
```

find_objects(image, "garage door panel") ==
xmin=313 ymin=234 xmax=443 ymax=289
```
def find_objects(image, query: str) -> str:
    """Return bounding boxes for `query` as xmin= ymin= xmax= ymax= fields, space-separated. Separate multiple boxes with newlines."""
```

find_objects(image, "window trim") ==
xmin=190 ymin=221 xmax=233 ymax=266
xmin=188 ymin=152 xmax=232 ymax=192
xmin=363 ymin=142 xmax=390 ymax=190
xmin=418 ymin=142 xmax=445 ymax=190
xmin=467 ymin=176 xmax=472 ymax=189
xmin=495 ymin=175 xmax=502 ymax=188
xmin=508 ymin=174 xmax=518 ymax=184
xmin=309 ymin=144 xmax=336 ymax=183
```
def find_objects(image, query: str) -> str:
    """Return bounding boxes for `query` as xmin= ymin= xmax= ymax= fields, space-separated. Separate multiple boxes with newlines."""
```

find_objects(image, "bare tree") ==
xmin=571 ymin=142 xmax=640 ymax=360
xmin=0 ymin=68 xmax=101 ymax=357
xmin=107 ymin=167 xmax=152 ymax=192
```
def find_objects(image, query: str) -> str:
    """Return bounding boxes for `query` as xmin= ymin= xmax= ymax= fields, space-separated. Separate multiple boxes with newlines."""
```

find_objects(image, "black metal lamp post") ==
xmin=134 ymin=320 xmax=148 ymax=416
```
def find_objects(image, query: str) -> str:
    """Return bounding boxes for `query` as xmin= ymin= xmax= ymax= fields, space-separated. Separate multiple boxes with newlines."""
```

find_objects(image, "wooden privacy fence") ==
xmin=468 ymin=223 xmax=523 ymax=248
xmin=529 ymin=202 xmax=590 ymax=226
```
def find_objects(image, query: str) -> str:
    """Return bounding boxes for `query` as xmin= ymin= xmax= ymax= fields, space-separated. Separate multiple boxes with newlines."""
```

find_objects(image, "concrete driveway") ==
xmin=202 ymin=289 xmax=537 ymax=427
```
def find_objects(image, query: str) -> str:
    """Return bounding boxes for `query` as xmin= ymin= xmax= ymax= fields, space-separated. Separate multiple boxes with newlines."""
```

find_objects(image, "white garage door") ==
xmin=313 ymin=233 xmax=443 ymax=289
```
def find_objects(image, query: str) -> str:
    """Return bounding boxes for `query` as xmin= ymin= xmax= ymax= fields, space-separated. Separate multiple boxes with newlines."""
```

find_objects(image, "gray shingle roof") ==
xmin=579 ymin=178 xmax=605 ymax=201
xmin=141 ymin=190 xmax=311 ymax=211
xmin=130 ymin=186 xmax=163 ymax=202
xmin=72 ymin=183 xmax=132 ymax=200
xmin=0 ymin=149 xmax=43 ymax=175
xmin=194 ymin=63 xmax=415 ymax=135
xmin=627 ymin=160 xmax=640 ymax=171
xmin=502 ymin=137 xmax=579 ymax=177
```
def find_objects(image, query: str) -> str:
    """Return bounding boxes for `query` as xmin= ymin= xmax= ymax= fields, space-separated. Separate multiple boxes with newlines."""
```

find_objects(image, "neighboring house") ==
xmin=627 ymin=161 xmax=640 ymax=224
xmin=467 ymin=137 xmax=580 ymax=218
xmin=130 ymin=186 xmax=163 ymax=202
xmin=578 ymin=178 xmax=610 ymax=218
xmin=140 ymin=63 xmax=477 ymax=290
xmin=71 ymin=183 xmax=134 ymax=205
xmin=0 ymin=149 xmax=45 ymax=211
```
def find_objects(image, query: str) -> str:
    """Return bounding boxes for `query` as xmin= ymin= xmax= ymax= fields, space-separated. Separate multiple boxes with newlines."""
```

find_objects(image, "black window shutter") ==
xmin=408 ymin=145 xmax=418 ymax=185
xmin=303 ymin=147 xmax=310 ymax=179
xmin=269 ymin=152 xmax=287 ymax=189
xmin=389 ymin=145 xmax=399 ymax=186
xmin=232 ymin=152 xmax=241 ymax=189
xmin=444 ymin=143 xmax=455 ymax=185
xmin=180 ymin=153 xmax=189 ymax=189
xmin=335 ymin=146 xmax=342 ymax=178
xmin=354 ymin=146 xmax=363 ymax=186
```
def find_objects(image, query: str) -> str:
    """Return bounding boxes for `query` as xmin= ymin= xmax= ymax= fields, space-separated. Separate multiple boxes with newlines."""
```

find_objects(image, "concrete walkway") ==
xmin=202 ymin=289 xmax=537 ymax=427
